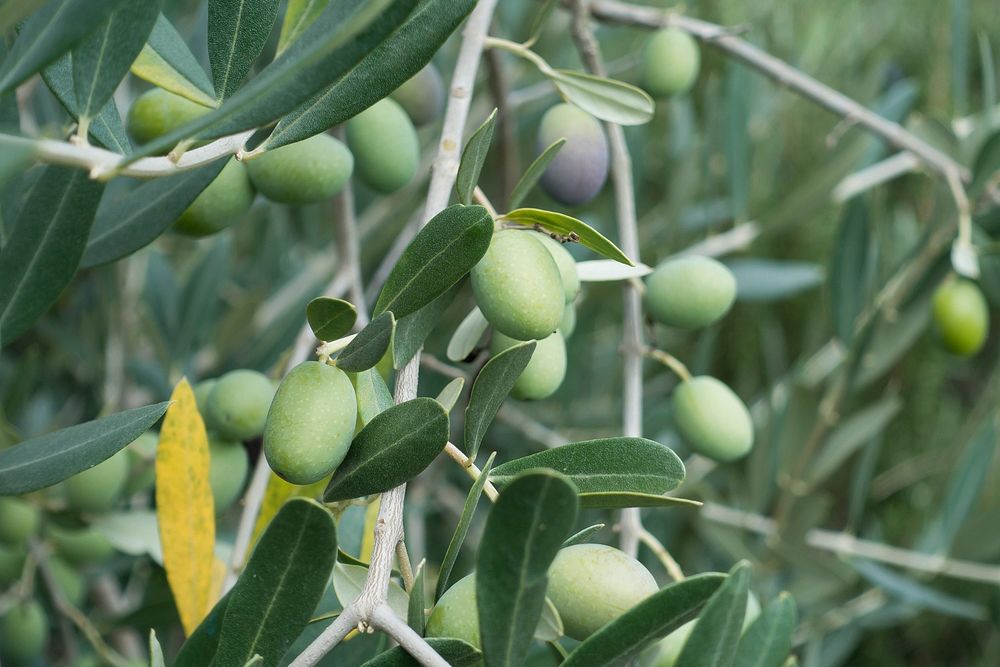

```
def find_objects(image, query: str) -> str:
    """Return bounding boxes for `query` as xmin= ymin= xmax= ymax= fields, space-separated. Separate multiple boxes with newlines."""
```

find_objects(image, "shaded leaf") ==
xmin=578 ymin=492 xmax=701 ymax=509
xmin=336 ymin=312 xmax=395 ymax=373
xmin=277 ymin=0 xmax=330 ymax=55
xmin=447 ymin=306 xmax=489 ymax=362
xmin=504 ymin=208 xmax=632 ymax=265
xmin=971 ymin=130 xmax=1000 ymax=196
xmin=548 ymin=69 xmax=654 ymax=126
xmin=91 ymin=510 xmax=163 ymax=564
xmin=208 ymin=0 xmax=280 ymax=100
xmin=307 ymin=296 xmax=358 ymax=341
xmin=42 ymin=52 xmax=132 ymax=152
xmin=333 ymin=563 xmax=409 ymax=620
xmin=407 ymin=560 xmax=426 ymax=634
xmin=509 ymin=138 xmax=565 ymax=210
xmin=563 ymin=523 xmax=605 ymax=548
xmin=131 ymin=13 xmax=217 ymax=106
xmin=727 ymin=259 xmax=824 ymax=302
xmin=455 ymin=109 xmax=496 ymax=205
xmin=150 ymin=629 xmax=165 ymax=667
xmin=734 ymin=593 xmax=797 ymax=667
xmin=354 ymin=368 xmax=394 ymax=426
xmin=675 ymin=561 xmax=751 ymax=667
xmin=851 ymin=559 xmax=986 ymax=620
xmin=463 ymin=340 xmax=536 ymax=459
xmin=392 ymin=282 xmax=461 ymax=369
xmin=435 ymin=377 xmax=465 ymax=413
xmin=830 ymin=198 xmax=871 ymax=344
xmin=436 ymin=452 xmax=496 ymax=601
xmin=808 ymin=394 xmax=901 ymax=486
xmin=360 ymin=639 xmax=481 ymax=667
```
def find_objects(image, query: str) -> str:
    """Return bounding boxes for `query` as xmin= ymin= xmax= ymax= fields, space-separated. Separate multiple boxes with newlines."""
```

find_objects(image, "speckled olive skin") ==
xmin=208 ymin=437 xmax=249 ymax=512
xmin=264 ymin=362 xmax=358 ymax=485
xmin=641 ymin=28 xmax=701 ymax=98
xmin=174 ymin=159 xmax=255 ymax=237
xmin=491 ymin=331 xmax=567 ymax=400
xmin=425 ymin=573 xmax=481 ymax=649
xmin=471 ymin=230 xmax=565 ymax=341
xmin=641 ymin=594 xmax=761 ymax=666
xmin=205 ymin=369 xmax=276 ymax=441
xmin=530 ymin=231 xmax=580 ymax=303
xmin=346 ymin=98 xmax=419 ymax=193
xmin=644 ymin=256 xmax=736 ymax=329
xmin=390 ymin=64 xmax=445 ymax=126
xmin=547 ymin=544 xmax=659 ymax=640
xmin=0 ymin=498 xmax=39 ymax=545
xmin=933 ymin=278 xmax=989 ymax=357
xmin=64 ymin=449 xmax=129 ymax=513
xmin=127 ymin=87 xmax=211 ymax=144
xmin=0 ymin=600 xmax=48 ymax=664
xmin=247 ymin=133 xmax=353 ymax=204
xmin=537 ymin=103 xmax=609 ymax=206
xmin=672 ymin=376 xmax=753 ymax=462
xmin=48 ymin=525 xmax=115 ymax=564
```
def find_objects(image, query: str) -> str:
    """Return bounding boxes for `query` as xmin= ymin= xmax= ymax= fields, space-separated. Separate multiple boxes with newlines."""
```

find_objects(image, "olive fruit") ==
xmin=48 ymin=525 xmax=115 ymax=565
xmin=932 ymin=278 xmax=989 ymax=357
xmin=672 ymin=376 xmax=753 ymax=462
xmin=0 ymin=498 xmax=40 ymax=545
xmin=123 ymin=431 xmax=158 ymax=496
xmin=561 ymin=303 xmax=577 ymax=338
xmin=390 ymin=64 xmax=445 ymax=126
xmin=208 ymin=437 xmax=249 ymax=512
xmin=530 ymin=231 xmax=580 ymax=303
xmin=346 ymin=98 xmax=419 ymax=193
xmin=641 ymin=28 xmax=701 ymax=97
xmin=48 ymin=557 xmax=86 ymax=607
xmin=205 ymin=369 xmax=276 ymax=441
xmin=247 ymin=133 xmax=353 ymax=204
xmin=193 ymin=378 xmax=218 ymax=414
xmin=173 ymin=158 xmax=255 ymax=237
xmin=547 ymin=544 xmax=658 ymax=640
xmin=644 ymin=255 xmax=736 ymax=329
xmin=0 ymin=600 xmax=48 ymax=664
xmin=491 ymin=331 xmax=567 ymax=400
xmin=471 ymin=230 xmax=565 ymax=341
xmin=641 ymin=594 xmax=760 ymax=667
xmin=537 ymin=103 xmax=609 ymax=206
xmin=264 ymin=362 xmax=358 ymax=485
xmin=64 ymin=449 xmax=129 ymax=513
xmin=425 ymin=573 xmax=481 ymax=649
xmin=0 ymin=543 xmax=25 ymax=586
xmin=127 ymin=88 xmax=211 ymax=144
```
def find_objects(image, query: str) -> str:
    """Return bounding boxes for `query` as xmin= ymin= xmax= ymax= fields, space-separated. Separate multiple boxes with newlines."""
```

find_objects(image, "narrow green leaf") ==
xmin=262 ymin=0 xmax=476 ymax=150
xmin=374 ymin=205 xmax=492 ymax=320
xmin=447 ymin=306 xmax=489 ymax=362
xmin=536 ymin=598 xmax=565 ymax=642
xmin=215 ymin=499 xmax=337 ymax=665
xmin=578 ymin=492 xmax=701 ymax=510
xmin=0 ymin=0 xmax=47 ymax=32
xmin=0 ymin=134 xmax=34 ymax=187
xmin=277 ymin=0 xmax=330 ymax=55
xmin=131 ymin=13 xmax=217 ymax=107
xmin=0 ymin=165 xmax=105 ymax=345
xmin=354 ymin=368 xmax=394 ymax=426
xmin=436 ymin=452 xmax=496 ymax=601
xmin=463 ymin=340 xmax=536 ymax=459
xmin=851 ymin=559 xmax=986 ymax=620
xmin=43 ymin=53 xmax=132 ymax=152
xmin=509 ymin=138 xmax=565 ymax=210
xmin=171 ymin=237 xmax=230 ymax=361
xmin=477 ymin=470 xmax=579 ymax=667
xmin=562 ymin=573 xmax=727 ymax=667
xmin=734 ymin=594 xmax=797 ymax=667
xmin=576 ymin=259 xmax=653 ymax=282
xmin=324 ymin=398 xmax=449 ymax=501
xmin=149 ymin=629 xmax=165 ymax=667
xmin=407 ymin=559 xmax=426 ymax=634
xmin=333 ymin=562 xmax=409 ymax=620
xmin=548 ymin=69 xmax=654 ymax=126
xmin=503 ymin=208 xmax=632 ymax=266
xmin=455 ymin=109 xmax=497 ymax=206
xmin=392 ymin=282 xmax=461 ymax=369
xmin=435 ymin=378 xmax=465 ymax=413
xmin=807 ymin=394 xmax=901 ymax=486
xmin=0 ymin=403 xmax=169 ymax=495
xmin=173 ymin=591 xmax=229 ymax=666
xmin=336 ymin=312 xmax=395 ymax=373
xmin=971 ymin=130 xmax=1000 ymax=196
xmin=675 ymin=561 xmax=751 ymax=667
xmin=360 ymin=639 xmax=481 ymax=667
xmin=72 ymin=1 xmax=160 ymax=121
xmin=208 ymin=0 xmax=280 ymax=100
xmin=563 ymin=523 xmax=605 ymax=548
xmin=727 ymin=259 xmax=824 ymax=302
xmin=830 ymin=198 xmax=870 ymax=344
xmin=306 ymin=296 xmax=358 ymax=341
xmin=82 ymin=159 xmax=228 ymax=268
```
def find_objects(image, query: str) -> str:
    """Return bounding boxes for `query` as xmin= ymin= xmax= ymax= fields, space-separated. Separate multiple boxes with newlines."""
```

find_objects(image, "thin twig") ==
xmin=444 ymin=442 xmax=500 ymax=502
xmin=370 ymin=605 xmax=450 ymax=667
xmin=637 ymin=529 xmax=685 ymax=582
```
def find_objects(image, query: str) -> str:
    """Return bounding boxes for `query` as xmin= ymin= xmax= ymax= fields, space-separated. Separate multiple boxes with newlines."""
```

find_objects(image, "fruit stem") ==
xmin=643 ymin=346 xmax=692 ymax=383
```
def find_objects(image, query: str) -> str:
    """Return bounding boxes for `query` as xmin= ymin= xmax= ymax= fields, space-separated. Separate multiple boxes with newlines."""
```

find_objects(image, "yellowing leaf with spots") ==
xmin=156 ymin=378 xmax=215 ymax=635
xmin=249 ymin=471 xmax=328 ymax=551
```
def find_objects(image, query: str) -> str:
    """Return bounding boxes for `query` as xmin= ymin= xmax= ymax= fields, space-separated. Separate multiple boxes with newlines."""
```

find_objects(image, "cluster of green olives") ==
xmin=471 ymin=229 xmax=580 ymax=400
xmin=932 ymin=277 xmax=990 ymax=357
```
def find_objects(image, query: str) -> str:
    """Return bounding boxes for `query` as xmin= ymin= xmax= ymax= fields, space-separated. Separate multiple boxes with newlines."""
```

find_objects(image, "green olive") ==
xmin=346 ymin=98 xmax=419 ymax=193
xmin=529 ymin=231 xmax=580 ymax=303
xmin=193 ymin=378 xmax=218 ymax=415
xmin=208 ymin=437 xmax=249 ymax=512
xmin=173 ymin=158 xmax=255 ymax=237
xmin=264 ymin=362 xmax=358 ymax=485
xmin=390 ymin=64 xmax=445 ymax=126
xmin=0 ymin=543 xmax=25 ymax=586
xmin=64 ymin=449 xmax=129 ymax=513
xmin=0 ymin=498 xmax=40 ymax=545
xmin=641 ymin=28 xmax=701 ymax=98
xmin=491 ymin=331 xmax=567 ymax=400
xmin=123 ymin=431 xmax=158 ymax=496
xmin=48 ymin=525 xmax=116 ymax=565
xmin=672 ymin=376 xmax=753 ymax=462
xmin=0 ymin=600 xmax=48 ymax=664
xmin=247 ymin=133 xmax=353 ymax=204
xmin=205 ymin=369 xmax=276 ymax=441
xmin=644 ymin=255 xmax=736 ymax=329
xmin=48 ymin=557 xmax=86 ymax=607
xmin=641 ymin=594 xmax=760 ymax=666
xmin=536 ymin=103 xmax=609 ymax=206
xmin=561 ymin=303 xmax=577 ymax=339
xmin=932 ymin=278 xmax=989 ymax=357
xmin=126 ymin=88 xmax=211 ymax=145
xmin=471 ymin=230 xmax=565 ymax=341
xmin=425 ymin=573 xmax=481 ymax=650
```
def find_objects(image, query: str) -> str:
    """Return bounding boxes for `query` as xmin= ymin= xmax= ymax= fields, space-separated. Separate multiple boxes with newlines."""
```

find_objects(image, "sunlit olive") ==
xmin=641 ymin=28 xmax=701 ymax=97
xmin=536 ymin=103 xmax=609 ymax=206
xmin=126 ymin=88 xmax=211 ymax=145
xmin=644 ymin=255 xmax=736 ymax=329
xmin=173 ymin=159 xmax=255 ymax=237
xmin=64 ymin=449 xmax=129 ymax=513
xmin=205 ymin=369 xmax=276 ymax=441
xmin=246 ymin=133 xmax=353 ymax=204
xmin=346 ymin=98 xmax=419 ymax=193
xmin=672 ymin=376 xmax=753 ymax=462
xmin=0 ymin=498 xmax=40 ymax=545
xmin=641 ymin=594 xmax=760 ymax=666
xmin=491 ymin=331 xmax=567 ymax=400
xmin=48 ymin=525 xmax=115 ymax=565
xmin=390 ymin=64 xmax=445 ymax=126
xmin=0 ymin=600 xmax=48 ymax=664
xmin=530 ymin=231 xmax=580 ymax=303
xmin=208 ymin=437 xmax=249 ymax=512
xmin=932 ymin=278 xmax=989 ymax=357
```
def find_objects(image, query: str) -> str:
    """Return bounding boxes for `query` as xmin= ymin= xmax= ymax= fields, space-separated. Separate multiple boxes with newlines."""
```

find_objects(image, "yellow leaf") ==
xmin=156 ymin=378 xmax=215 ymax=636
xmin=249 ymin=472 xmax=328 ymax=551
xmin=130 ymin=47 xmax=218 ymax=108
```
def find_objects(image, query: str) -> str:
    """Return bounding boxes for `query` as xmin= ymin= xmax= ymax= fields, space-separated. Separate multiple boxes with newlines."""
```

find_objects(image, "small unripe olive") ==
xmin=123 ymin=431 xmax=158 ymax=496
xmin=530 ymin=231 xmax=580 ymax=303
xmin=0 ymin=498 xmax=40 ymax=545
xmin=471 ymin=230 xmax=565 ymax=341
xmin=491 ymin=331 xmax=567 ymax=400
xmin=64 ymin=449 xmax=129 ymax=513
xmin=193 ymin=379 xmax=218 ymax=415
xmin=0 ymin=543 xmax=25 ymax=586
xmin=247 ymin=133 xmax=353 ymax=204
xmin=932 ymin=278 xmax=989 ymax=357
xmin=672 ymin=376 xmax=753 ymax=462
xmin=390 ymin=64 xmax=445 ymax=126
xmin=205 ymin=369 xmax=276 ymax=441
xmin=644 ymin=256 xmax=736 ymax=329
xmin=547 ymin=544 xmax=658 ymax=640
xmin=48 ymin=525 xmax=115 ymax=565
xmin=173 ymin=159 xmax=255 ymax=237
xmin=48 ymin=557 xmax=86 ymax=607
xmin=264 ymin=362 xmax=357 ymax=485
xmin=641 ymin=28 xmax=701 ymax=98
xmin=561 ymin=303 xmax=577 ymax=338
xmin=127 ymin=88 xmax=211 ymax=145
xmin=208 ymin=437 xmax=249 ymax=512
xmin=537 ymin=104 xmax=609 ymax=206
xmin=425 ymin=573 xmax=481 ymax=649
xmin=641 ymin=594 xmax=760 ymax=667
xmin=0 ymin=600 xmax=48 ymax=664
xmin=346 ymin=98 xmax=419 ymax=193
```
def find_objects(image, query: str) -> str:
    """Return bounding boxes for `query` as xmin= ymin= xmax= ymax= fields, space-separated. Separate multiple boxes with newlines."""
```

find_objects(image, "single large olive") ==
xmin=491 ymin=331 xmax=567 ymax=400
xmin=537 ymin=103 xmax=609 ymax=206
xmin=209 ymin=437 xmax=249 ymax=513
xmin=641 ymin=28 xmax=701 ymax=98
xmin=0 ymin=543 xmax=25 ymax=586
xmin=346 ymin=98 xmax=420 ymax=193
xmin=530 ymin=231 xmax=580 ymax=303
xmin=641 ymin=594 xmax=761 ymax=666
xmin=0 ymin=498 xmax=40 ymax=545
xmin=471 ymin=230 xmax=565 ymax=341
xmin=390 ymin=64 xmax=445 ymax=126
xmin=672 ymin=376 xmax=753 ymax=462
xmin=205 ymin=369 xmax=276 ymax=441
xmin=932 ymin=278 xmax=989 ymax=357
xmin=644 ymin=255 xmax=736 ymax=329
xmin=64 ymin=449 xmax=129 ymax=513
xmin=126 ymin=88 xmax=211 ymax=145
xmin=48 ymin=525 xmax=116 ymax=565
xmin=264 ymin=362 xmax=358 ymax=485
xmin=547 ymin=544 xmax=659 ymax=640
xmin=173 ymin=158 xmax=255 ymax=237
xmin=247 ymin=133 xmax=354 ymax=204
xmin=123 ymin=431 xmax=158 ymax=496
xmin=425 ymin=573 xmax=481 ymax=649
xmin=0 ymin=600 xmax=48 ymax=664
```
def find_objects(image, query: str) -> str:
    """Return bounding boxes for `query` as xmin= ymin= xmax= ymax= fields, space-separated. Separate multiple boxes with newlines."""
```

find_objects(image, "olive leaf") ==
xmin=547 ymin=69 xmax=654 ymax=126
xmin=306 ymin=296 xmax=358 ymax=341
xmin=173 ymin=590 xmax=232 ymax=667
xmin=407 ymin=559 xmax=426 ymax=634
xmin=455 ymin=109 xmax=497 ymax=206
xmin=509 ymin=137 xmax=565 ymax=209
xmin=503 ymin=208 xmax=633 ymax=266
xmin=360 ymin=639 xmax=481 ymax=667
xmin=42 ymin=53 xmax=132 ymax=152
xmin=131 ymin=13 xmax=217 ymax=106
xmin=336 ymin=312 xmax=395 ymax=373
xmin=578 ymin=492 xmax=702 ymax=510
xmin=734 ymin=593 xmax=798 ymax=667
xmin=563 ymin=523 xmax=605 ymax=548
xmin=333 ymin=563 xmax=409 ymax=620
xmin=435 ymin=378 xmax=465 ymax=414
xmin=354 ymin=368 xmax=394 ymax=426
xmin=446 ymin=306 xmax=489 ymax=362
xmin=675 ymin=561 xmax=752 ymax=667
xmin=830 ymin=197 xmax=871 ymax=344
xmin=463 ymin=340 xmax=536 ymax=459
xmin=208 ymin=0 xmax=280 ymax=100
xmin=436 ymin=452 xmax=496 ymax=601
xmin=576 ymin=259 xmax=654 ymax=282
xmin=277 ymin=0 xmax=331 ymax=55
xmin=392 ymin=282 xmax=461 ymax=369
